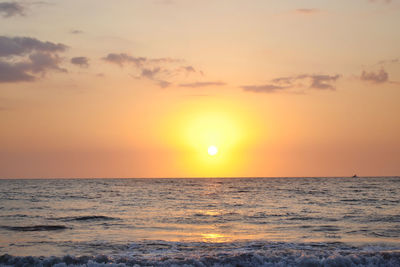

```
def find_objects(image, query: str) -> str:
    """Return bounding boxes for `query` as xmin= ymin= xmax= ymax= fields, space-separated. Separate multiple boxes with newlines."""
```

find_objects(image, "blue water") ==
xmin=0 ymin=177 xmax=399 ymax=266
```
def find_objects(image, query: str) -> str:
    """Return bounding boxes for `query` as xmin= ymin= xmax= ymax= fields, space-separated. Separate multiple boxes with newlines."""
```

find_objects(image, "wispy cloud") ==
xmin=179 ymin=81 xmax=226 ymax=88
xmin=295 ymin=8 xmax=320 ymax=14
xmin=157 ymin=80 xmax=171 ymax=88
xmin=103 ymin=53 xmax=179 ymax=67
xmin=103 ymin=52 xmax=201 ymax=88
xmin=181 ymin=65 xmax=196 ymax=74
xmin=71 ymin=56 xmax=89 ymax=68
xmin=360 ymin=69 xmax=389 ymax=83
xmin=141 ymin=67 xmax=161 ymax=79
xmin=138 ymin=67 xmax=171 ymax=87
xmin=368 ymin=0 xmax=392 ymax=4
xmin=70 ymin=29 xmax=83 ymax=35
xmin=377 ymin=58 xmax=399 ymax=65
xmin=0 ymin=36 xmax=67 ymax=83
xmin=103 ymin=53 xmax=145 ymax=67
xmin=273 ymin=74 xmax=340 ymax=90
xmin=241 ymin=84 xmax=288 ymax=93
xmin=308 ymin=74 xmax=341 ymax=90
xmin=241 ymin=74 xmax=340 ymax=94
xmin=0 ymin=2 xmax=24 ymax=17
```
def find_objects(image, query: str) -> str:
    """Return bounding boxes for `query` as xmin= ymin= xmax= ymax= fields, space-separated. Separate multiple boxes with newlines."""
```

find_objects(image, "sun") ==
xmin=208 ymin=145 xmax=218 ymax=156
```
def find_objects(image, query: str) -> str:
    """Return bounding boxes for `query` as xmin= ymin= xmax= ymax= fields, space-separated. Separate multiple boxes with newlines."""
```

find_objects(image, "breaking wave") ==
xmin=1 ymin=241 xmax=400 ymax=266
xmin=1 ymin=250 xmax=400 ymax=266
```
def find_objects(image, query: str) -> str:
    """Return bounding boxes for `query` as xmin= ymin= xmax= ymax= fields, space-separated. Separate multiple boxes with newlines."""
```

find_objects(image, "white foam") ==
xmin=1 ymin=241 xmax=400 ymax=267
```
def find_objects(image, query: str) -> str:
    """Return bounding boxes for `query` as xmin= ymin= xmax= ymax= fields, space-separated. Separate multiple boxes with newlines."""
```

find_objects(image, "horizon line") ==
xmin=0 ymin=175 xmax=399 ymax=180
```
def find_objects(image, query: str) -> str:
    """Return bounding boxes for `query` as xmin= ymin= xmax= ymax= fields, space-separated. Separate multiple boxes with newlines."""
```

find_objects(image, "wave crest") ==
xmin=1 ymin=225 xmax=67 ymax=232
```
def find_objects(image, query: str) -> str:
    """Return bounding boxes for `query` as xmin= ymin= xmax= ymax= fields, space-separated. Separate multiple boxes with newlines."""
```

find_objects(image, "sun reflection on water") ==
xmin=201 ymin=233 xmax=227 ymax=242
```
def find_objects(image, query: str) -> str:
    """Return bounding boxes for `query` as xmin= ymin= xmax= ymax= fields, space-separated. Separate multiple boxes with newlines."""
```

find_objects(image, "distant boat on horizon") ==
xmin=352 ymin=174 xmax=358 ymax=178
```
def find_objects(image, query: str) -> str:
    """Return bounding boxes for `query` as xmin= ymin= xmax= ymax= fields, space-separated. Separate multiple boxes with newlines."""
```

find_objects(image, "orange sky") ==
xmin=0 ymin=0 xmax=399 ymax=178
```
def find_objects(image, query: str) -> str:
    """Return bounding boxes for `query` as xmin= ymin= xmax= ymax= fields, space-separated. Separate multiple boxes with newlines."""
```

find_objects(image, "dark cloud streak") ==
xmin=242 ymin=74 xmax=340 ymax=93
xmin=241 ymin=84 xmax=288 ymax=93
xmin=0 ymin=36 xmax=67 ymax=57
xmin=179 ymin=81 xmax=226 ymax=88
xmin=361 ymin=69 xmax=389 ymax=83
xmin=103 ymin=53 xmax=146 ymax=67
xmin=71 ymin=56 xmax=89 ymax=68
xmin=377 ymin=58 xmax=399 ymax=65
xmin=295 ymin=8 xmax=320 ymax=14
xmin=102 ymin=53 xmax=179 ymax=67
xmin=70 ymin=30 xmax=83 ymax=34
xmin=308 ymin=74 xmax=340 ymax=90
xmin=0 ymin=2 xmax=24 ymax=17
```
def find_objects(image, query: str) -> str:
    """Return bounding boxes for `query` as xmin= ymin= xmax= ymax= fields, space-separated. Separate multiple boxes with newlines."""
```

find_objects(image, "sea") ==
xmin=0 ymin=177 xmax=399 ymax=266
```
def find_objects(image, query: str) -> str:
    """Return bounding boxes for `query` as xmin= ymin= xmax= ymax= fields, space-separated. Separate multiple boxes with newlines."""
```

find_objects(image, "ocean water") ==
xmin=0 ymin=177 xmax=399 ymax=266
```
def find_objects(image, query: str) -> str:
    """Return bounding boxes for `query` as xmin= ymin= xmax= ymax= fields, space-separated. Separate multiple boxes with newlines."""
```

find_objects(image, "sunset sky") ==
xmin=1 ymin=0 xmax=399 ymax=178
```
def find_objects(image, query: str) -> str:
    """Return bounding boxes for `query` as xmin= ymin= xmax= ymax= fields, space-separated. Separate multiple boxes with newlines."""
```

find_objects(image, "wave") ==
xmin=50 ymin=216 xmax=118 ymax=222
xmin=1 ymin=241 xmax=400 ymax=266
xmin=1 ymin=250 xmax=399 ymax=266
xmin=0 ymin=225 xmax=68 ymax=232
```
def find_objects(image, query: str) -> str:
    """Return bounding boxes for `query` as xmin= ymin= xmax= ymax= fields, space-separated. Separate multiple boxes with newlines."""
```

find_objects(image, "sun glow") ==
xmin=161 ymin=100 xmax=259 ymax=177
xmin=208 ymin=145 xmax=218 ymax=156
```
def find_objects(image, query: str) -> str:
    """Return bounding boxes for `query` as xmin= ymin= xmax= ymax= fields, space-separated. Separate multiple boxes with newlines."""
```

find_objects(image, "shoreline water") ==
xmin=1 ymin=240 xmax=400 ymax=266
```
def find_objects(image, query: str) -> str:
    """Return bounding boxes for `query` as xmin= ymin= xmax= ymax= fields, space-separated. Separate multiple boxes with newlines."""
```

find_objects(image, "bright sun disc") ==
xmin=208 ymin=146 xmax=218 ymax=156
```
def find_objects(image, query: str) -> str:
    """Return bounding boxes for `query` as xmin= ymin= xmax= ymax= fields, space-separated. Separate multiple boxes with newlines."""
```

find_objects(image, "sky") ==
xmin=0 ymin=0 xmax=399 ymax=178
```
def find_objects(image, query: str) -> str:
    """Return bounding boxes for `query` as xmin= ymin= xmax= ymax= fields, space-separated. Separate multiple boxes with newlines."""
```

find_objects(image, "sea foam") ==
xmin=1 ymin=250 xmax=400 ymax=267
xmin=1 ymin=241 xmax=400 ymax=267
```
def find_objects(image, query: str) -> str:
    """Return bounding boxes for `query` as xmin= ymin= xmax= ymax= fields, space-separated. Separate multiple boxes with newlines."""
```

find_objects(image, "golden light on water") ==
xmin=201 ymin=233 xmax=226 ymax=242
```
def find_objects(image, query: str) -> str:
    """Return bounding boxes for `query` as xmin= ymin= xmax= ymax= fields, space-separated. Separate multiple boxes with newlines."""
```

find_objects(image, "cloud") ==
xmin=377 ymin=58 xmax=399 ymax=65
xmin=138 ymin=67 xmax=171 ymax=87
xmin=179 ymin=81 xmax=226 ymax=88
xmin=242 ymin=74 xmax=340 ymax=93
xmin=0 ymin=61 xmax=34 ymax=82
xmin=157 ymin=80 xmax=171 ymax=88
xmin=103 ymin=53 xmax=146 ymax=67
xmin=307 ymin=74 xmax=340 ymax=90
xmin=241 ymin=84 xmax=288 ymax=93
xmin=0 ymin=36 xmax=67 ymax=83
xmin=102 ymin=53 xmax=178 ymax=67
xmin=103 ymin=52 xmax=200 ymax=88
xmin=182 ymin=65 xmax=196 ymax=73
xmin=0 ymin=2 xmax=24 ymax=17
xmin=0 ymin=52 xmax=66 ymax=83
xmin=70 ymin=30 xmax=83 ymax=34
xmin=369 ymin=0 xmax=392 ymax=4
xmin=27 ymin=52 xmax=66 ymax=73
xmin=295 ymin=8 xmax=320 ymax=14
xmin=361 ymin=69 xmax=389 ymax=83
xmin=274 ymin=74 xmax=340 ymax=90
xmin=71 ymin=56 xmax=89 ymax=68
xmin=29 ymin=1 xmax=52 ymax=7
xmin=0 ymin=36 xmax=67 ymax=57
xmin=141 ymin=67 xmax=161 ymax=79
